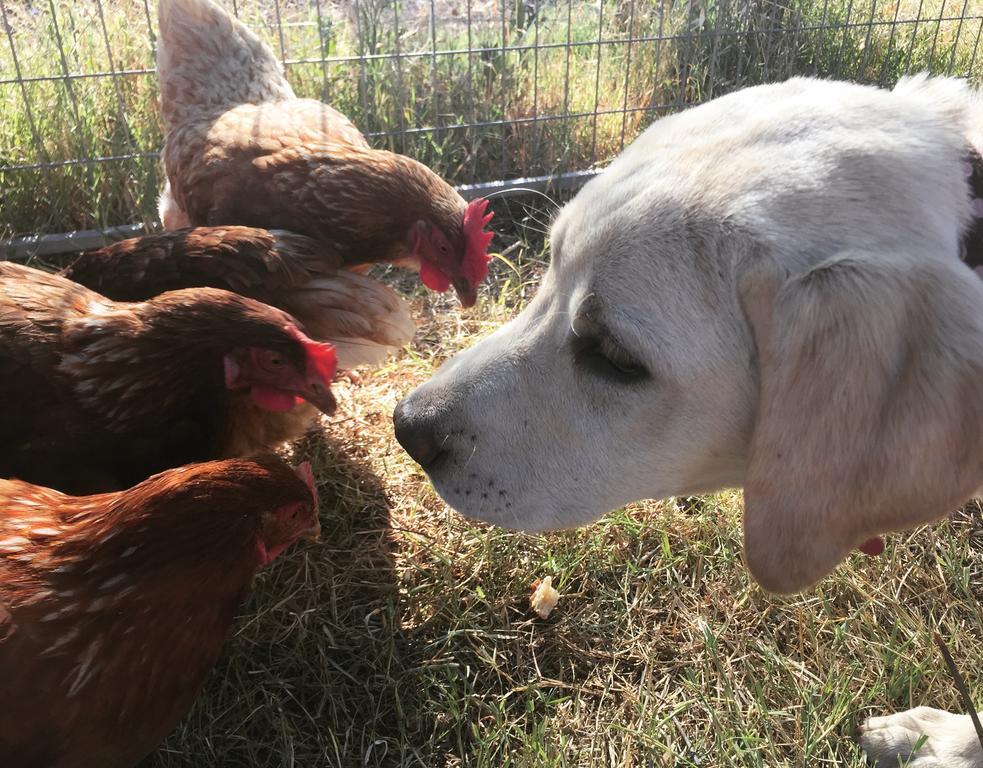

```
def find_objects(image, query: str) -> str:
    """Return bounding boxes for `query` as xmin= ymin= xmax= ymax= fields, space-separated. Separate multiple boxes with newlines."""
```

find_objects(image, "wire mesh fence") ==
xmin=1 ymin=0 xmax=982 ymax=249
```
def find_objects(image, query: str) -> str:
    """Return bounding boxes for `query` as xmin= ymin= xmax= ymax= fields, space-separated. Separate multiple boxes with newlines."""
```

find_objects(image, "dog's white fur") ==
xmin=397 ymin=76 xmax=983 ymax=767
xmin=861 ymin=708 xmax=983 ymax=767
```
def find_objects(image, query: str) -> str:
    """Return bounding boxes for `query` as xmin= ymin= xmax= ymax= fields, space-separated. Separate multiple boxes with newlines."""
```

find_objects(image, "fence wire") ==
xmin=1 ymin=0 xmax=982 ymax=248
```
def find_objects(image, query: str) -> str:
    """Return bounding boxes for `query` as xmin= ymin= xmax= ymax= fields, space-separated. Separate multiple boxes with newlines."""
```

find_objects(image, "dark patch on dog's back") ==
xmin=961 ymin=150 xmax=983 ymax=271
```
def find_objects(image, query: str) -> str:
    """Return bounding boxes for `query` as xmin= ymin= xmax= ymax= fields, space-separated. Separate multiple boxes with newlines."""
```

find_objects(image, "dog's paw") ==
xmin=859 ymin=707 xmax=983 ymax=768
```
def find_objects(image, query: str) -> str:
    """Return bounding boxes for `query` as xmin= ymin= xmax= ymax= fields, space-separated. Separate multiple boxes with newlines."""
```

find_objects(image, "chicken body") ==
xmin=157 ymin=0 xmax=494 ymax=306
xmin=0 ymin=263 xmax=336 ymax=493
xmin=62 ymin=226 xmax=415 ymax=370
xmin=0 ymin=457 xmax=319 ymax=768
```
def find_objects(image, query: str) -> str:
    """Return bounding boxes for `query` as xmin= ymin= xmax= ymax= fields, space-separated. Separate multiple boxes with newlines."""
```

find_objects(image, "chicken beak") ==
xmin=297 ymin=379 xmax=337 ymax=415
xmin=454 ymin=279 xmax=478 ymax=308
xmin=300 ymin=516 xmax=322 ymax=543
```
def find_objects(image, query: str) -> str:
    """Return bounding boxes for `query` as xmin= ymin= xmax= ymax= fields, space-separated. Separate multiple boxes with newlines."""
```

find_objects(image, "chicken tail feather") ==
xmin=281 ymin=274 xmax=416 ymax=370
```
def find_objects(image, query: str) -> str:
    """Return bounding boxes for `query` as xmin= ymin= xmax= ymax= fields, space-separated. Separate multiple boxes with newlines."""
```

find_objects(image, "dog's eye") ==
xmin=573 ymin=335 xmax=648 ymax=383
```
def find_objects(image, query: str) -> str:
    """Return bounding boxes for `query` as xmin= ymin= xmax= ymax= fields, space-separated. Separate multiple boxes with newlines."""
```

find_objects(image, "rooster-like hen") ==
xmin=62 ymin=226 xmax=415 ymax=369
xmin=0 ymin=262 xmax=337 ymax=494
xmin=157 ymin=0 xmax=495 ymax=307
xmin=0 ymin=456 xmax=319 ymax=767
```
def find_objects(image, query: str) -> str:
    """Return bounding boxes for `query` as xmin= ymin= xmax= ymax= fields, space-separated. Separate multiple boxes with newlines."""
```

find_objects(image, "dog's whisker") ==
xmin=482 ymin=187 xmax=560 ymax=212
xmin=462 ymin=443 xmax=478 ymax=469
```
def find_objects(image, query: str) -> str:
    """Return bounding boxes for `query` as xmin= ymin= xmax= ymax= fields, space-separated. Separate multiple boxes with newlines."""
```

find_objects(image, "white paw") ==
xmin=859 ymin=707 xmax=983 ymax=768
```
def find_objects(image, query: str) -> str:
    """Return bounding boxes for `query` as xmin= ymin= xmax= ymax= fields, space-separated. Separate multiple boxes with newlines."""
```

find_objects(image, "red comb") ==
xmin=294 ymin=461 xmax=317 ymax=499
xmin=286 ymin=325 xmax=337 ymax=384
xmin=462 ymin=197 xmax=495 ymax=286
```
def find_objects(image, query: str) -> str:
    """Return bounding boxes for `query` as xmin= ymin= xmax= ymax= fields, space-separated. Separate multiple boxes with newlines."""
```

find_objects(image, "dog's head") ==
xmin=396 ymin=77 xmax=983 ymax=593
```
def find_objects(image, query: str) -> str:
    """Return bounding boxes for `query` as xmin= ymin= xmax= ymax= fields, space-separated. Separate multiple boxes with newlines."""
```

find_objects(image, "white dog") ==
xmin=394 ymin=76 xmax=983 ymax=767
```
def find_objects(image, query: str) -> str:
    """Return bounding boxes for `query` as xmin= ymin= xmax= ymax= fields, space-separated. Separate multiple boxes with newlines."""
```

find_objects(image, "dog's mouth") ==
xmin=420 ymin=449 xmax=450 ymax=475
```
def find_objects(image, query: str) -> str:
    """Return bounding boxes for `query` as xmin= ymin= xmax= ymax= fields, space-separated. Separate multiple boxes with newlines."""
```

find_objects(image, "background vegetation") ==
xmin=1 ymin=0 xmax=982 ymax=237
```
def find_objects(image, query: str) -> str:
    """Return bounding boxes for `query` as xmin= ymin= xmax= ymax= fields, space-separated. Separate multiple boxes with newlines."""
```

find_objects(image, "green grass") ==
xmin=2 ymin=0 xmax=983 ymax=238
xmin=137 ymin=207 xmax=981 ymax=767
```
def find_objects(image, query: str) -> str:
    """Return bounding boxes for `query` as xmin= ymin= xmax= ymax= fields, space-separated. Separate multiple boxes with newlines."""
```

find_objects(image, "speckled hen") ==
xmin=157 ymin=0 xmax=495 ymax=307
xmin=0 ymin=456 xmax=319 ymax=768
xmin=0 ymin=262 xmax=336 ymax=494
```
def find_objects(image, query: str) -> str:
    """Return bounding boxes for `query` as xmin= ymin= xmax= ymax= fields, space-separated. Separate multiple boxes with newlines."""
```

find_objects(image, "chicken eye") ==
xmin=252 ymin=348 xmax=288 ymax=374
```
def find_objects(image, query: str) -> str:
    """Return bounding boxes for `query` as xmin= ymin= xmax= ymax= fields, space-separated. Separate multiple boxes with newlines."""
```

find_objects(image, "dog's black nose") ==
xmin=393 ymin=396 xmax=444 ymax=470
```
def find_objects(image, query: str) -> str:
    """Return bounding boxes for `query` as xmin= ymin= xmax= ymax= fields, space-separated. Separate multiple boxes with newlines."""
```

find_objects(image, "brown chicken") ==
xmin=0 ymin=262 xmax=336 ymax=494
xmin=62 ymin=226 xmax=415 ymax=370
xmin=0 ymin=456 xmax=320 ymax=768
xmin=157 ymin=0 xmax=495 ymax=307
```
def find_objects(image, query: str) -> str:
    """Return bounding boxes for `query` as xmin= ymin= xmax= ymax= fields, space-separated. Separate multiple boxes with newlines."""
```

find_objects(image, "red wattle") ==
xmin=420 ymin=260 xmax=451 ymax=292
xmin=250 ymin=386 xmax=298 ymax=412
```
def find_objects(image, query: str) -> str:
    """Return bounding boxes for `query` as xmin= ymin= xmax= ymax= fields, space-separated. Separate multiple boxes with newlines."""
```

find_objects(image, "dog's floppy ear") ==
xmin=738 ymin=251 xmax=983 ymax=593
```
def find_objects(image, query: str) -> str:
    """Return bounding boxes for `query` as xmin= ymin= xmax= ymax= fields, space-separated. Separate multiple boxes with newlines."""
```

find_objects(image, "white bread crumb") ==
xmin=529 ymin=576 xmax=560 ymax=619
